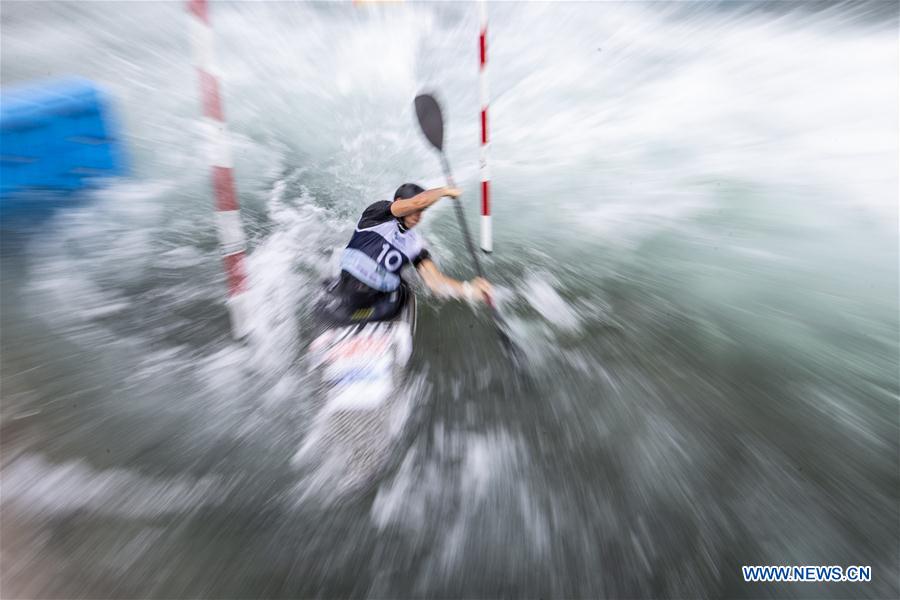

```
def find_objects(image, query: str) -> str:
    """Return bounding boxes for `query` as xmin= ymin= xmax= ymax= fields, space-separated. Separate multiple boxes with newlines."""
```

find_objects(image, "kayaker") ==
xmin=324 ymin=183 xmax=493 ymax=323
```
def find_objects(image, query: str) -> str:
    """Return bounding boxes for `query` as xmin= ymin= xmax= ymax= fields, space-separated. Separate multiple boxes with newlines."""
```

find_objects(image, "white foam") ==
xmin=522 ymin=271 xmax=582 ymax=333
xmin=1 ymin=454 xmax=232 ymax=519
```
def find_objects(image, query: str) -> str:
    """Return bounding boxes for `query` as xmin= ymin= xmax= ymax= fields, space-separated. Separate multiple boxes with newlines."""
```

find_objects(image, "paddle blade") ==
xmin=414 ymin=94 xmax=444 ymax=151
xmin=488 ymin=306 xmax=528 ymax=368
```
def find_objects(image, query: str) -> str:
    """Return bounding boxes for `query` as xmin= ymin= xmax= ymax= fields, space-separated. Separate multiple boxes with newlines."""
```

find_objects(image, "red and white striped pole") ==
xmin=187 ymin=0 xmax=251 ymax=339
xmin=478 ymin=0 xmax=492 ymax=253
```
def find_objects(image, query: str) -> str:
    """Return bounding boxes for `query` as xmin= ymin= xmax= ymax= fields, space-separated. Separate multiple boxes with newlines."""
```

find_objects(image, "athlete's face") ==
xmin=403 ymin=210 xmax=423 ymax=228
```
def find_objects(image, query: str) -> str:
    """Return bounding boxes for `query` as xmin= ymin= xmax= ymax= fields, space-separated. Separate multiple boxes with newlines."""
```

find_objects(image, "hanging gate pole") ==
xmin=187 ymin=0 xmax=251 ymax=339
xmin=478 ymin=0 xmax=492 ymax=253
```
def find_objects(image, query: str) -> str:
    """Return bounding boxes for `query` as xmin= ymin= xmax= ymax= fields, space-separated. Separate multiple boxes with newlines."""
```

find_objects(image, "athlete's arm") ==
xmin=390 ymin=187 xmax=461 ymax=217
xmin=416 ymin=258 xmax=493 ymax=302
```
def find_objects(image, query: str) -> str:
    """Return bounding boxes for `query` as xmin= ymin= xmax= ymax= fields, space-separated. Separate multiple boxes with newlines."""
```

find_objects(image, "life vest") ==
xmin=340 ymin=201 xmax=427 ymax=292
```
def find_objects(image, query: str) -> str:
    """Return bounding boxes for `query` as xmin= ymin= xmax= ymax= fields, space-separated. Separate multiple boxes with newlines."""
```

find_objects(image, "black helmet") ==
xmin=393 ymin=183 xmax=425 ymax=201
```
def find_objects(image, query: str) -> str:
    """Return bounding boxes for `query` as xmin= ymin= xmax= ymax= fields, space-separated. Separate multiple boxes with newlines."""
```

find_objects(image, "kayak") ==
xmin=307 ymin=284 xmax=416 ymax=410
xmin=293 ymin=279 xmax=417 ymax=494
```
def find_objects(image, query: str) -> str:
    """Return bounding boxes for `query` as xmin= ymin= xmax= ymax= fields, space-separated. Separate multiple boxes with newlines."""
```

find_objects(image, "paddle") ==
xmin=414 ymin=93 xmax=524 ymax=364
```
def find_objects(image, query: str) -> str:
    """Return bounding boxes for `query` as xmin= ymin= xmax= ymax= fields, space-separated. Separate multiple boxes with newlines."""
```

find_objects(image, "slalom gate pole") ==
xmin=478 ymin=0 xmax=492 ymax=253
xmin=187 ymin=0 xmax=251 ymax=339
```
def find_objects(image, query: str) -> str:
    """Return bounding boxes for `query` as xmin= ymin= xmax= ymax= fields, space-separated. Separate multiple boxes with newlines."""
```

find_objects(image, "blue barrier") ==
xmin=0 ymin=78 xmax=127 ymax=211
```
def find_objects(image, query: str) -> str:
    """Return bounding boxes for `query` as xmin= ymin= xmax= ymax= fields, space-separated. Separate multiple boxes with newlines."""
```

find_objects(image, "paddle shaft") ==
xmin=440 ymin=156 xmax=523 ymax=367
xmin=441 ymin=157 xmax=487 ymax=273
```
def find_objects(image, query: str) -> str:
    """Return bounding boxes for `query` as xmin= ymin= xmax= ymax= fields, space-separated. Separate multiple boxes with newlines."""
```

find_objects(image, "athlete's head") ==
xmin=394 ymin=183 xmax=426 ymax=229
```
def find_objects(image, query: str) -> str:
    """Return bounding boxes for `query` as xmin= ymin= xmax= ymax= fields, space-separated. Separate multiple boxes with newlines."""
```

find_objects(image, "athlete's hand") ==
xmin=470 ymin=277 xmax=493 ymax=302
xmin=443 ymin=186 xmax=463 ymax=199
